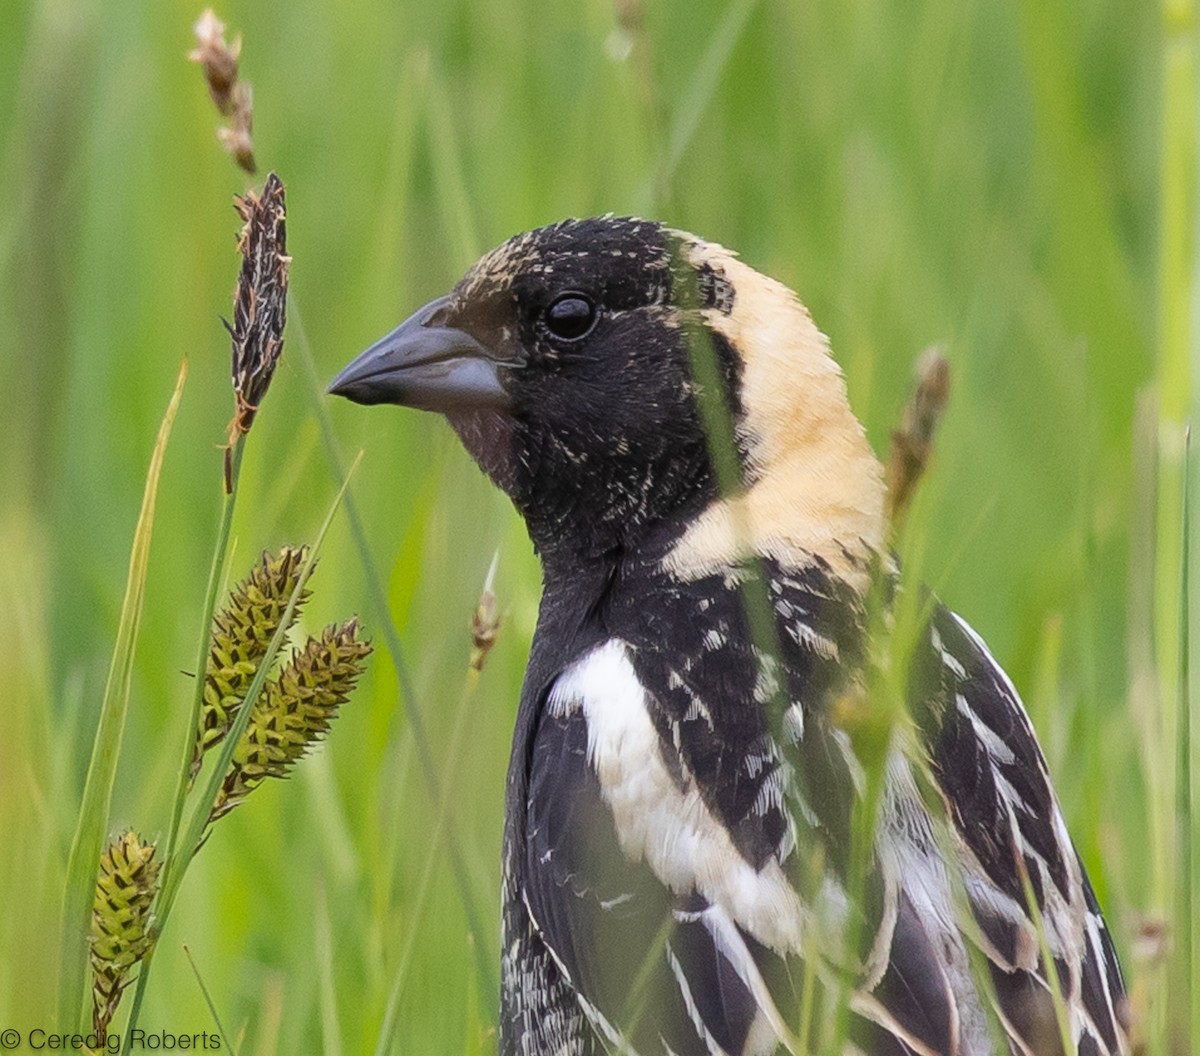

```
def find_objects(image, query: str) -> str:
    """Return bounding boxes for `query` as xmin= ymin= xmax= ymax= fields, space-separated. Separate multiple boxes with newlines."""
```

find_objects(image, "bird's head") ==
xmin=330 ymin=217 xmax=884 ymax=580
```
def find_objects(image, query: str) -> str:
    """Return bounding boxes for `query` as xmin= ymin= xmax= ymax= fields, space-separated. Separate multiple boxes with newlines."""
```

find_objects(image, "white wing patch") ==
xmin=547 ymin=639 xmax=801 ymax=1055
xmin=548 ymin=639 xmax=808 ymax=957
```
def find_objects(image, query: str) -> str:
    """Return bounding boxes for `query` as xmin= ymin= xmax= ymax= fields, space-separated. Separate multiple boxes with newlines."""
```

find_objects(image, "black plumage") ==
xmin=330 ymin=217 xmax=1129 ymax=1056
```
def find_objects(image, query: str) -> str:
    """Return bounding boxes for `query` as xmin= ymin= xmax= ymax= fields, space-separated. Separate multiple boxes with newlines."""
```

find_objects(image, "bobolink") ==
xmin=330 ymin=218 xmax=1128 ymax=1056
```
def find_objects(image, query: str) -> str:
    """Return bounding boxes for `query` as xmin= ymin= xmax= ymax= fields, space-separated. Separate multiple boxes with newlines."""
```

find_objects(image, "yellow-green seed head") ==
xmin=191 ymin=545 xmax=311 ymax=781
xmin=90 ymin=832 xmax=161 ymax=1041
xmin=209 ymin=618 xmax=372 ymax=823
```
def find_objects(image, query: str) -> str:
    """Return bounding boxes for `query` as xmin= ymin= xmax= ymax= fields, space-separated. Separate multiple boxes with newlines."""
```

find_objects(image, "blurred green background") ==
xmin=0 ymin=0 xmax=1185 ymax=1051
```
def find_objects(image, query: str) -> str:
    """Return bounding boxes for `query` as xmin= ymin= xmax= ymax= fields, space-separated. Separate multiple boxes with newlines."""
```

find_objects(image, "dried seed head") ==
xmin=1130 ymin=914 xmax=1169 ymax=966
xmin=613 ymin=0 xmax=645 ymax=32
xmin=469 ymin=552 xmax=502 ymax=672
xmin=189 ymin=9 xmax=241 ymax=115
xmin=470 ymin=591 xmax=501 ymax=672
xmin=90 ymin=832 xmax=162 ymax=1043
xmin=190 ymin=8 xmax=257 ymax=172
xmin=217 ymin=82 xmax=256 ymax=174
xmin=209 ymin=619 xmax=373 ymax=824
xmin=224 ymin=172 xmax=289 ymax=487
xmin=191 ymin=546 xmax=312 ymax=781
xmin=885 ymin=347 xmax=951 ymax=531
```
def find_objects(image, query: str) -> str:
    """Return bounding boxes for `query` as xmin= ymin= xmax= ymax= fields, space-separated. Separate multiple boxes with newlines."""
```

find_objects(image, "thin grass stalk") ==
xmin=161 ymin=436 xmax=245 ymax=878
xmin=315 ymin=885 xmax=344 ymax=1056
xmin=885 ymin=489 xmax=1015 ymax=1056
xmin=463 ymin=955 xmax=484 ymax=1056
xmin=1126 ymin=390 xmax=1164 ymax=1052
xmin=795 ymin=932 xmax=818 ymax=1056
xmin=1016 ymin=858 xmax=1076 ymax=1056
xmin=611 ymin=0 xmax=671 ymax=185
xmin=671 ymin=237 xmax=893 ymax=1055
xmin=619 ymin=914 xmax=685 ymax=1047
xmin=671 ymin=239 xmax=785 ymax=676
xmin=1157 ymin=0 xmax=1197 ymax=1047
xmin=289 ymin=299 xmax=499 ymax=1011
xmin=120 ymin=455 xmax=360 ymax=1056
xmin=183 ymin=944 xmax=239 ymax=1056
xmin=57 ymin=361 xmax=187 ymax=1032
xmin=175 ymin=453 xmax=360 ymax=903
xmin=425 ymin=73 xmax=481 ymax=267
xmin=1182 ymin=430 xmax=1198 ymax=1047
xmin=673 ymin=244 xmax=854 ymax=1054
xmin=830 ymin=584 xmax=923 ymax=1052
xmin=636 ymin=0 xmax=762 ymax=213
xmin=373 ymin=662 xmax=487 ymax=1056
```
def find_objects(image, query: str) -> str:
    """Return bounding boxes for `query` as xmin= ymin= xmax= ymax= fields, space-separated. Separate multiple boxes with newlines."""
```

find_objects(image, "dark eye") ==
xmin=543 ymin=293 xmax=597 ymax=341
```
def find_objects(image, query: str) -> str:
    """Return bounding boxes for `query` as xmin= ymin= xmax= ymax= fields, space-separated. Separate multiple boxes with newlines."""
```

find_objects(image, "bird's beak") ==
xmin=327 ymin=295 xmax=512 ymax=412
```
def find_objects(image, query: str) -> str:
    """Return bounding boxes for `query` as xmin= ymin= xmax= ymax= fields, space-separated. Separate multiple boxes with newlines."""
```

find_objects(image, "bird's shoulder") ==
xmin=532 ymin=555 xmax=868 ymax=869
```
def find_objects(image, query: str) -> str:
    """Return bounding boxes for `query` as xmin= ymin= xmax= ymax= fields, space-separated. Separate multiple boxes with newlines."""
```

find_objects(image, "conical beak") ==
xmin=328 ymin=295 xmax=512 ymax=412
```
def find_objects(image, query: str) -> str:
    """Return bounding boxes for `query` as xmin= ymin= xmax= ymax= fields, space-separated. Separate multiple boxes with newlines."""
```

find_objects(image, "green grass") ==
xmin=0 ymin=0 xmax=1189 ymax=1051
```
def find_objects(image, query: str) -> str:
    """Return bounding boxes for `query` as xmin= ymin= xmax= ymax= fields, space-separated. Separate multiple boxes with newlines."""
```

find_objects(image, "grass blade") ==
xmin=56 ymin=360 xmax=187 ymax=1030
xmin=637 ymin=0 xmax=762 ymax=210
xmin=183 ymin=944 xmax=239 ymax=1056
xmin=372 ymin=664 xmax=487 ymax=1056
xmin=315 ymin=884 xmax=343 ymax=1056
xmin=1182 ymin=427 xmax=1197 ymax=1046
xmin=1157 ymin=0 xmax=1197 ymax=1046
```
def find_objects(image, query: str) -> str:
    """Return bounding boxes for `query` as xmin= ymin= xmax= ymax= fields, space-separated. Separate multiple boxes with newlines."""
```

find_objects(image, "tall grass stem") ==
xmin=1156 ymin=0 xmax=1196 ymax=1045
xmin=162 ymin=437 xmax=245 ymax=878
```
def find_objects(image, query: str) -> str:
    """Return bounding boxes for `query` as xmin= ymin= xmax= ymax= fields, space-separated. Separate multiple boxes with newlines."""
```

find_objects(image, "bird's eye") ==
xmin=543 ymin=293 xmax=597 ymax=341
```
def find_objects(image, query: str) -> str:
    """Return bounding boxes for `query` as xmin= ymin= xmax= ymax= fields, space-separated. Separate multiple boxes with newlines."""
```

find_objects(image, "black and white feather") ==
xmin=330 ymin=217 xmax=1130 ymax=1056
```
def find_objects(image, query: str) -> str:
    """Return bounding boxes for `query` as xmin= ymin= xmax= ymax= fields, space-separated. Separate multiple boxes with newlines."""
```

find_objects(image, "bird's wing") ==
xmin=522 ymin=641 xmax=795 ymax=1056
xmin=519 ymin=604 xmax=1128 ymax=1056
xmin=520 ymin=629 xmax=925 ymax=1056
xmin=911 ymin=605 xmax=1129 ymax=1056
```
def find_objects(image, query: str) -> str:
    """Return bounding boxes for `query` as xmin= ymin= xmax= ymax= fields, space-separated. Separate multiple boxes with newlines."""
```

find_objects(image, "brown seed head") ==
xmin=224 ymin=172 xmax=289 ymax=486
xmin=885 ymin=347 xmax=951 ymax=530
xmin=469 ymin=553 xmax=502 ymax=672
xmin=189 ymin=9 xmax=241 ymax=116
xmin=217 ymin=82 xmax=256 ymax=174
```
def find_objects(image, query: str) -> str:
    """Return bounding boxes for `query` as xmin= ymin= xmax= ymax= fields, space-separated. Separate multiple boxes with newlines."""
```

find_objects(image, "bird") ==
xmin=329 ymin=217 xmax=1130 ymax=1056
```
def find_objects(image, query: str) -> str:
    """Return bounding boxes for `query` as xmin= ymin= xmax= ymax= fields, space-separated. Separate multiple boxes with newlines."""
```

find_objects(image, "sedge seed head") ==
xmin=90 ymin=832 xmax=161 ymax=1042
xmin=189 ymin=9 xmax=241 ymax=116
xmin=217 ymin=82 xmax=256 ymax=174
xmin=189 ymin=8 xmax=257 ymax=173
xmin=209 ymin=618 xmax=373 ymax=824
xmin=469 ymin=553 xmax=502 ymax=672
xmin=191 ymin=545 xmax=311 ymax=781
xmin=885 ymin=348 xmax=950 ymax=530
xmin=224 ymin=172 xmax=288 ymax=481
